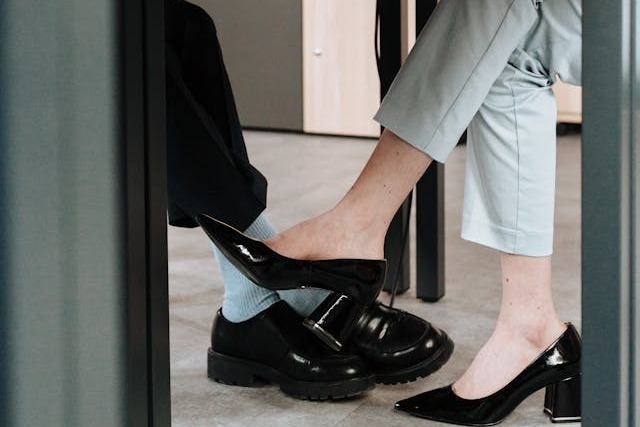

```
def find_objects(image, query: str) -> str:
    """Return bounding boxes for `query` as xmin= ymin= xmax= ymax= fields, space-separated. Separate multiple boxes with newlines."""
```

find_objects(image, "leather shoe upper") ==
xmin=211 ymin=301 xmax=371 ymax=382
xmin=348 ymin=302 xmax=449 ymax=374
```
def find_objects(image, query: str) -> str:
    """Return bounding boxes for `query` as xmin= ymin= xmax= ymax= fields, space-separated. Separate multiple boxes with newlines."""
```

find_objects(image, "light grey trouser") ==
xmin=374 ymin=0 xmax=582 ymax=256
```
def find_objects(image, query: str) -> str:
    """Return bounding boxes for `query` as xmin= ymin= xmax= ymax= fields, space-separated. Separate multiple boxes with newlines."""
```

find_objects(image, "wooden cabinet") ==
xmin=193 ymin=0 xmax=380 ymax=137
xmin=302 ymin=0 xmax=380 ymax=137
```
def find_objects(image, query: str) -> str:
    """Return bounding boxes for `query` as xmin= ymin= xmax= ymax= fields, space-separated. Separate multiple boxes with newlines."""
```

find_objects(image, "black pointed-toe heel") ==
xmin=395 ymin=323 xmax=581 ymax=426
xmin=196 ymin=214 xmax=387 ymax=351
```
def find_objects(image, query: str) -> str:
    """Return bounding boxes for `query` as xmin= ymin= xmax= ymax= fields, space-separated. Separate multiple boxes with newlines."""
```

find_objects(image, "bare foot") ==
xmin=264 ymin=211 xmax=385 ymax=261
xmin=452 ymin=320 xmax=567 ymax=399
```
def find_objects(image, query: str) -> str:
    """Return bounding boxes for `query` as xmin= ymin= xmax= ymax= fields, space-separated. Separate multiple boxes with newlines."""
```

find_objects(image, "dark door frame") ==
xmin=582 ymin=2 xmax=639 ymax=425
xmin=139 ymin=1 xmax=640 ymax=426
xmin=121 ymin=0 xmax=171 ymax=425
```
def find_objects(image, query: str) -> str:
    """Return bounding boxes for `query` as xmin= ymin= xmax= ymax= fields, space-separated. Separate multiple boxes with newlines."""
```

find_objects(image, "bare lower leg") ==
xmin=452 ymin=253 xmax=566 ymax=399
xmin=266 ymin=129 xmax=433 ymax=260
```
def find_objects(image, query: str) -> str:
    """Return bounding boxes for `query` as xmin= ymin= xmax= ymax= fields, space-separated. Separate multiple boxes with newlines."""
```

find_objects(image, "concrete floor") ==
xmin=168 ymin=130 xmax=582 ymax=427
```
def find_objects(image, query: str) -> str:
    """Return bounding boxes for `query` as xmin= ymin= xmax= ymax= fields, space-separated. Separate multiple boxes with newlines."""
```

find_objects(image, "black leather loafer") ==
xmin=395 ymin=323 xmax=581 ymax=425
xmin=196 ymin=213 xmax=387 ymax=351
xmin=349 ymin=302 xmax=454 ymax=384
xmin=208 ymin=301 xmax=375 ymax=400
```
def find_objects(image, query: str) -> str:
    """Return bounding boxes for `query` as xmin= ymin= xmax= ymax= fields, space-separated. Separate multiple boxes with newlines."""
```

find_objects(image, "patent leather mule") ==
xmin=196 ymin=214 xmax=387 ymax=351
xmin=395 ymin=323 xmax=581 ymax=426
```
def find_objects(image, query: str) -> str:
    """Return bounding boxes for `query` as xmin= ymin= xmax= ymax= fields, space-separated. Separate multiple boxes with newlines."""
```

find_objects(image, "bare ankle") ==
xmin=264 ymin=211 xmax=385 ymax=260
xmin=496 ymin=317 xmax=566 ymax=350
xmin=322 ymin=208 xmax=386 ymax=255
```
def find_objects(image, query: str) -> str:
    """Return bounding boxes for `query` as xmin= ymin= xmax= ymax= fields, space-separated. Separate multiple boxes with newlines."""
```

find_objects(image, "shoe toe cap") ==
xmin=283 ymin=350 xmax=372 ymax=382
xmin=353 ymin=304 xmax=449 ymax=368
xmin=395 ymin=386 xmax=459 ymax=418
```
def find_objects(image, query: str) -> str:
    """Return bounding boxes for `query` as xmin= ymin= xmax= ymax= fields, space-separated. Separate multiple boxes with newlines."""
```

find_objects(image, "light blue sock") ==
xmin=213 ymin=215 xmax=280 ymax=322
xmin=212 ymin=213 xmax=330 ymax=322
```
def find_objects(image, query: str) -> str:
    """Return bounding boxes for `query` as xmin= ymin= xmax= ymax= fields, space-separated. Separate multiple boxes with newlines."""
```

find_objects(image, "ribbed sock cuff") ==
xmin=218 ymin=213 xmax=329 ymax=321
xmin=244 ymin=214 xmax=277 ymax=240
xmin=215 ymin=214 xmax=280 ymax=322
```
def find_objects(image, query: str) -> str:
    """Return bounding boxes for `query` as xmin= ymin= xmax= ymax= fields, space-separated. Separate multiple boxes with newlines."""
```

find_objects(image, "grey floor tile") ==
xmin=169 ymin=130 xmax=582 ymax=426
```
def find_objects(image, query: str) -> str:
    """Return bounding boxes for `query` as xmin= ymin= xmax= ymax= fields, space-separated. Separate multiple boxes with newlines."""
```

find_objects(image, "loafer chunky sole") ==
xmin=208 ymin=349 xmax=375 ymax=400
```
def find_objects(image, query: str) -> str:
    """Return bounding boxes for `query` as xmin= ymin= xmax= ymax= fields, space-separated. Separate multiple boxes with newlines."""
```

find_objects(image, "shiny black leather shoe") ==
xmin=196 ymin=214 xmax=387 ymax=351
xmin=349 ymin=302 xmax=454 ymax=384
xmin=208 ymin=301 xmax=375 ymax=400
xmin=395 ymin=323 xmax=581 ymax=425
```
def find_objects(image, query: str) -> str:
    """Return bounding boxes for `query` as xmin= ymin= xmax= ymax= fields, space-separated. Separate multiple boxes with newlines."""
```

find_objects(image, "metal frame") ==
xmin=120 ymin=0 xmax=170 ymax=425
xmin=378 ymin=0 xmax=411 ymax=295
xmin=0 ymin=5 xmax=8 ymax=427
xmin=582 ymin=1 xmax=639 ymax=425
xmin=414 ymin=0 xmax=445 ymax=302
xmin=379 ymin=0 xmax=443 ymax=300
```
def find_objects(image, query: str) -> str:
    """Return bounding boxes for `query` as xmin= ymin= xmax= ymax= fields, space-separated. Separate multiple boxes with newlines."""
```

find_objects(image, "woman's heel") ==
xmin=544 ymin=374 xmax=581 ymax=423
xmin=303 ymin=293 xmax=366 ymax=352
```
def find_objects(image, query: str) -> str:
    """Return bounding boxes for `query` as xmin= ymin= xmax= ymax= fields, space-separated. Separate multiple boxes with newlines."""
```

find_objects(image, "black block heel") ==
xmin=544 ymin=375 xmax=581 ymax=423
xmin=304 ymin=293 xmax=365 ymax=351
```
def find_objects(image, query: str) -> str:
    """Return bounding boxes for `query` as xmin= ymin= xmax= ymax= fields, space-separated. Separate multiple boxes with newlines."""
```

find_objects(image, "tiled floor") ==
xmin=169 ymin=130 xmax=582 ymax=426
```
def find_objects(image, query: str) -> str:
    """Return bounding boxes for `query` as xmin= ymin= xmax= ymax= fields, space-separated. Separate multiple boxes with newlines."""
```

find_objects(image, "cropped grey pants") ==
xmin=374 ymin=0 xmax=582 ymax=256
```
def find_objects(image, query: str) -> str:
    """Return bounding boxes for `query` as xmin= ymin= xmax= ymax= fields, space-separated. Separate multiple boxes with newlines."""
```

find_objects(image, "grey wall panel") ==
xmin=0 ymin=1 xmax=124 ymax=426
xmin=0 ymin=0 xmax=170 ymax=425
xmin=0 ymin=4 xmax=7 ymax=425
xmin=191 ymin=0 xmax=303 ymax=131
xmin=582 ymin=1 xmax=639 ymax=425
